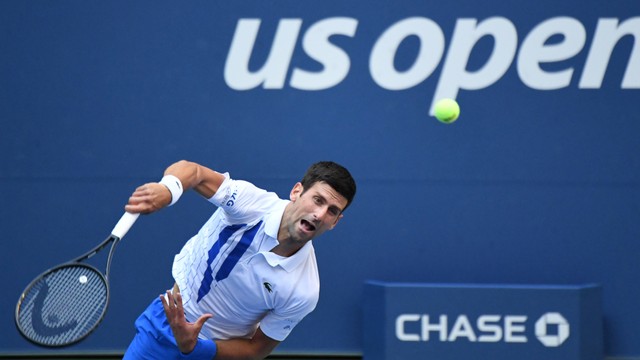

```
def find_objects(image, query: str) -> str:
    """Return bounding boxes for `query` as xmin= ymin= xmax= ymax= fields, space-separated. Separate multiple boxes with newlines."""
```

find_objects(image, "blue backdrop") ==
xmin=1 ymin=0 xmax=638 ymax=357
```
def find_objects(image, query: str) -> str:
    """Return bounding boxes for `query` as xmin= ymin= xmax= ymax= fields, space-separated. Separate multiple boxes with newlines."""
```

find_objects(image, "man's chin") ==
xmin=294 ymin=227 xmax=315 ymax=242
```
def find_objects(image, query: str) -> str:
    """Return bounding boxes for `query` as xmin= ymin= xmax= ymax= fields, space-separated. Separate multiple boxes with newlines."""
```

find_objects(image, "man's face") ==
xmin=282 ymin=181 xmax=348 ymax=244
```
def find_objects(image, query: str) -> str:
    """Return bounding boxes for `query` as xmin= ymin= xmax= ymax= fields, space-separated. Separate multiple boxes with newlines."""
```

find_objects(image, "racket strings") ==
xmin=17 ymin=265 xmax=108 ymax=346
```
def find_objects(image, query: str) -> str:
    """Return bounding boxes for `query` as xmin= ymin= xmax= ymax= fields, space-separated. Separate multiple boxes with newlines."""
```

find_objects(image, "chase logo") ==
xmin=535 ymin=312 xmax=570 ymax=347
xmin=395 ymin=312 xmax=571 ymax=347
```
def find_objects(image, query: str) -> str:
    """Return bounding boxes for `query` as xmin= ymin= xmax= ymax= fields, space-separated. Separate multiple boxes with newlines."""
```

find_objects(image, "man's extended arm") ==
xmin=125 ymin=160 xmax=225 ymax=214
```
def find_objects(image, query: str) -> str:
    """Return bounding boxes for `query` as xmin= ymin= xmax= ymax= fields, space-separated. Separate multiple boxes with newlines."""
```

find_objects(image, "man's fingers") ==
xmin=160 ymin=290 xmax=212 ymax=331
xmin=195 ymin=314 xmax=213 ymax=328
xmin=166 ymin=290 xmax=176 ymax=307
xmin=174 ymin=292 xmax=185 ymax=311
xmin=125 ymin=203 xmax=146 ymax=213
xmin=160 ymin=291 xmax=177 ymax=314
xmin=126 ymin=192 xmax=151 ymax=213
xmin=159 ymin=294 xmax=171 ymax=316
xmin=125 ymin=183 xmax=170 ymax=214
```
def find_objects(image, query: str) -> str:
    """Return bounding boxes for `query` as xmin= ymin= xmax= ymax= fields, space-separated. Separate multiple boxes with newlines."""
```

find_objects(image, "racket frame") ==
xmin=14 ymin=212 xmax=136 ymax=347
xmin=14 ymin=262 xmax=110 ymax=347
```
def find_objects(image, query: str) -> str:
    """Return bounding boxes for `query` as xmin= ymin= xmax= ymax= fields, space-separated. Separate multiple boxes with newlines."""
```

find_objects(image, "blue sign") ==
xmin=363 ymin=281 xmax=603 ymax=360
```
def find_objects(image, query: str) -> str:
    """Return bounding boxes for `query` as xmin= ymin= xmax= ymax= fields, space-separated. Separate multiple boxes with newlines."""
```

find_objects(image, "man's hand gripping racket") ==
xmin=15 ymin=212 xmax=139 ymax=347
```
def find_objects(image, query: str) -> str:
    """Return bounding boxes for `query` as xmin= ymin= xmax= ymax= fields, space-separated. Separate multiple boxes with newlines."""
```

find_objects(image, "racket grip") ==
xmin=111 ymin=212 xmax=140 ymax=239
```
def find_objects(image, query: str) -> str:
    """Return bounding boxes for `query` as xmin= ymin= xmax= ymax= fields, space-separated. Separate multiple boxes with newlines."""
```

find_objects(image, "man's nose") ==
xmin=313 ymin=206 xmax=328 ymax=222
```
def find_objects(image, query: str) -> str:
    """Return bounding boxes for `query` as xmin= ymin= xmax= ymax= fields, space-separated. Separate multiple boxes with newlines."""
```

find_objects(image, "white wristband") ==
xmin=160 ymin=175 xmax=183 ymax=206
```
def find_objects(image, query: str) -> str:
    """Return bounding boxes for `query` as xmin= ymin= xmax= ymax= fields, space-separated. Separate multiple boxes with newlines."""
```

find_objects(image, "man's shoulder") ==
xmin=213 ymin=177 xmax=284 ymax=222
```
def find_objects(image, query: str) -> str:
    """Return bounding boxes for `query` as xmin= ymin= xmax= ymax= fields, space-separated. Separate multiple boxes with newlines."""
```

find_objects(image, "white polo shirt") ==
xmin=172 ymin=173 xmax=320 ymax=342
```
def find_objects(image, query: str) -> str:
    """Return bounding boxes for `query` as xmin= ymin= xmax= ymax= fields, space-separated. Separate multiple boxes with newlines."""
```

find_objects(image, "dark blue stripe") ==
xmin=215 ymin=221 xmax=263 ymax=282
xmin=197 ymin=224 xmax=244 ymax=302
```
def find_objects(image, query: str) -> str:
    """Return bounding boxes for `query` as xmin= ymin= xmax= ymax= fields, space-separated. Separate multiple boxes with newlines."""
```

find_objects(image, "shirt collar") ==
xmin=263 ymin=199 xmax=288 ymax=240
xmin=261 ymin=241 xmax=314 ymax=272
xmin=261 ymin=199 xmax=315 ymax=272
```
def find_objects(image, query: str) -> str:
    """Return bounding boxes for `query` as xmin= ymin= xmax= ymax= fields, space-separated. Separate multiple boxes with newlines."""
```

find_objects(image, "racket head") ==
xmin=15 ymin=263 xmax=110 ymax=347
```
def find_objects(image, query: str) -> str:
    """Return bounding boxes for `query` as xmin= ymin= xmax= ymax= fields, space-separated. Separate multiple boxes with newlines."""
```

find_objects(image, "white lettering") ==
xmin=579 ymin=17 xmax=640 ymax=89
xmin=504 ymin=315 xmax=528 ymax=343
xmin=370 ymin=17 xmax=445 ymax=90
xmin=477 ymin=315 xmax=502 ymax=342
xmin=223 ymin=16 xmax=640 ymax=112
xmin=224 ymin=19 xmax=301 ymax=90
xmin=395 ymin=314 xmax=420 ymax=341
xmin=421 ymin=315 xmax=447 ymax=341
xmin=518 ymin=17 xmax=586 ymax=90
xmin=447 ymin=315 xmax=477 ymax=342
xmin=290 ymin=17 xmax=358 ymax=90
xmin=396 ymin=314 xmax=536 ymax=343
xmin=432 ymin=17 xmax=517 ymax=114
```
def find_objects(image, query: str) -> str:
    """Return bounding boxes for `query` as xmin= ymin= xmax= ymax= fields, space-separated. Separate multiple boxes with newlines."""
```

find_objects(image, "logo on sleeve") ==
xmin=225 ymin=188 xmax=239 ymax=207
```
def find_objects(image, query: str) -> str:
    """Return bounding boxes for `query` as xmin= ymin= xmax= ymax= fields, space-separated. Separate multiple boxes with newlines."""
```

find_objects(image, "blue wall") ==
xmin=1 ymin=0 xmax=638 ymax=356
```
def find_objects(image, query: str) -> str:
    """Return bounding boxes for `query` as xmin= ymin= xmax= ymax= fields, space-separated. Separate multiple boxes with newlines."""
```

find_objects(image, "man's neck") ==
xmin=270 ymin=241 xmax=304 ymax=257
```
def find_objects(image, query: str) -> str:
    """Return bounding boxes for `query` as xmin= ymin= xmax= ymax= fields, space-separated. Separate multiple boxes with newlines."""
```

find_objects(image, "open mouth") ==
xmin=300 ymin=219 xmax=316 ymax=233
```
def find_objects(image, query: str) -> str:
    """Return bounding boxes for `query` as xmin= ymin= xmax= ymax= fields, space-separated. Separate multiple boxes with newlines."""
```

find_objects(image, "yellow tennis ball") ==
xmin=434 ymin=98 xmax=460 ymax=124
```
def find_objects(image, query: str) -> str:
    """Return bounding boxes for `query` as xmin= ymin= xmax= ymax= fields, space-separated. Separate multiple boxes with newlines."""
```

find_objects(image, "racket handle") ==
xmin=111 ymin=212 xmax=140 ymax=239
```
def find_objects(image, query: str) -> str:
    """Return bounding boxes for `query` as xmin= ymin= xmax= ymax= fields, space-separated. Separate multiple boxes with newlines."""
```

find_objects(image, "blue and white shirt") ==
xmin=172 ymin=173 xmax=320 ymax=342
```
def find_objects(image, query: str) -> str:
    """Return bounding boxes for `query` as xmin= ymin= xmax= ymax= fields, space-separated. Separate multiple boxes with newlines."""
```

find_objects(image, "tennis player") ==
xmin=123 ymin=160 xmax=356 ymax=359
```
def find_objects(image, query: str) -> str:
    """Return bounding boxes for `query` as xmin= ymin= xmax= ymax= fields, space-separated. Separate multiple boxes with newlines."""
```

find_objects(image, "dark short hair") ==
xmin=300 ymin=161 xmax=356 ymax=211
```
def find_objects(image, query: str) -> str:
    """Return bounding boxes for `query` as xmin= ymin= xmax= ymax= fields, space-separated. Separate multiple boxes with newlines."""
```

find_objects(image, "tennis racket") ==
xmin=15 ymin=211 xmax=139 ymax=347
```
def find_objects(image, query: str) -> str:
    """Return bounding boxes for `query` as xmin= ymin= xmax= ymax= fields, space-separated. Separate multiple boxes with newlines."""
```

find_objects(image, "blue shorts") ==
xmin=123 ymin=298 xmax=217 ymax=360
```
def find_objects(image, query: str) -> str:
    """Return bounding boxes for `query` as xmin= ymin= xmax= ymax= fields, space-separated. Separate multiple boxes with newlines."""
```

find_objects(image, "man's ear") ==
xmin=290 ymin=182 xmax=303 ymax=201
xmin=329 ymin=213 xmax=344 ymax=230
